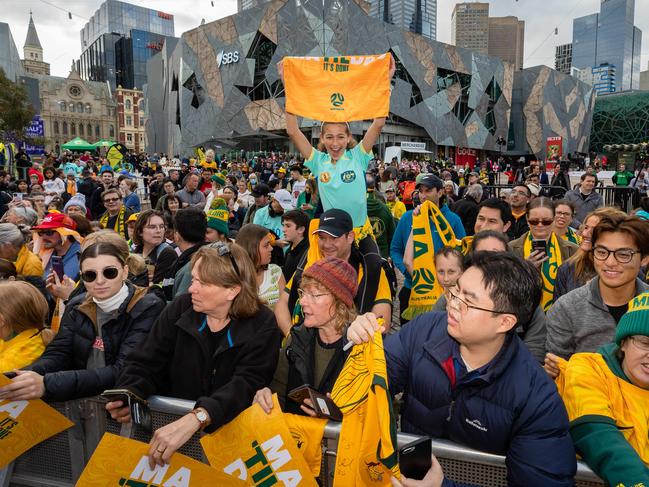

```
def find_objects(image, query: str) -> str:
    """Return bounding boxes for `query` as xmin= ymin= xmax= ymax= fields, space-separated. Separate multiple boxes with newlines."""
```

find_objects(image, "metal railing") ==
xmin=1 ymin=395 xmax=603 ymax=487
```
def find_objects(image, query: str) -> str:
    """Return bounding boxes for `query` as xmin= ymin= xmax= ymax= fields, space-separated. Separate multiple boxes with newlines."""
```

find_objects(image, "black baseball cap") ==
xmin=251 ymin=183 xmax=270 ymax=197
xmin=416 ymin=174 xmax=444 ymax=190
xmin=314 ymin=209 xmax=353 ymax=238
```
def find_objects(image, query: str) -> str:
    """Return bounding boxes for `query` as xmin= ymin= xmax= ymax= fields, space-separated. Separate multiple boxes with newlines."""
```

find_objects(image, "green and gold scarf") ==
xmin=524 ymin=232 xmax=562 ymax=312
xmin=560 ymin=227 xmax=581 ymax=245
xmin=99 ymin=205 xmax=127 ymax=238
xmin=403 ymin=201 xmax=461 ymax=320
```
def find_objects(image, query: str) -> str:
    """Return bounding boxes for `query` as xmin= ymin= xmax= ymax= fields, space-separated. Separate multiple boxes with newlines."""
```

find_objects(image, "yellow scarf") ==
xmin=66 ymin=180 xmax=76 ymax=195
xmin=331 ymin=330 xmax=400 ymax=485
xmin=560 ymin=227 xmax=581 ymax=245
xmin=523 ymin=232 xmax=562 ymax=312
xmin=403 ymin=200 xmax=461 ymax=320
xmin=99 ymin=205 xmax=127 ymax=238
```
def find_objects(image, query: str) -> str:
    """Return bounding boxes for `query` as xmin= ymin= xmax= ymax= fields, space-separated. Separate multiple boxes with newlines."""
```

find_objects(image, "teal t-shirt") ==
xmin=304 ymin=144 xmax=372 ymax=227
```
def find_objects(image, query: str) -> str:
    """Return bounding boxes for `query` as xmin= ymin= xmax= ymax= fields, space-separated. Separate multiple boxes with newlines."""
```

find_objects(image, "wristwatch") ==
xmin=191 ymin=408 xmax=209 ymax=430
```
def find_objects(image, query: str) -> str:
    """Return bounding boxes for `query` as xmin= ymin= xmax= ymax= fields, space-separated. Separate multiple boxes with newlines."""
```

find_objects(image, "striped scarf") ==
xmin=560 ymin=227 xmax=581 ymax=245
xmin=99 ymin=206 xmax=127 ymax=238
xmin=524 ymin=232 xmax=562 ymax=312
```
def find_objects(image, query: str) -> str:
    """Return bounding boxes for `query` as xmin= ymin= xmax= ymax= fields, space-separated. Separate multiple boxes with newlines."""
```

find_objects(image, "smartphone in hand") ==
xmin=531 ymin=239 xmax=547 ymax=257
xmin=399 ymin=437 xmax=432 ymax=480
xmin=50 ymin=256 xmax=65 ymax=280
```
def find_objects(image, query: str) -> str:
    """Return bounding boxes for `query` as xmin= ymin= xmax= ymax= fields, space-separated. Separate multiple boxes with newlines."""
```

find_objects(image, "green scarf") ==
xmin=523 ymin=232 xmax=562 ymax=312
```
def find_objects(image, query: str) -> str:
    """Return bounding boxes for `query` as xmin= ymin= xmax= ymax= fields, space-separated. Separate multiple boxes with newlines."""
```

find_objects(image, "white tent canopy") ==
xmin=384 ymin=142 xmax=432 ymax=164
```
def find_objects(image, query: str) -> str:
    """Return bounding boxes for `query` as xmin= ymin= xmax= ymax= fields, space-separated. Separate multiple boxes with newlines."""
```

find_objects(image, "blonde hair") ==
xmin=190 ymin=244 xmax=263 ymax=319
xmin=317 ymin=122 xmax=358 ymax=152
xmin=0 ymin=281 xmax=53 ymax=345
xmin=81 ymin=229 xmax=130 ymax=259
xmin=300 ymin=275 xmax=358 ymax=333
xmin=125 ymin=253 xmax=147 ymax=275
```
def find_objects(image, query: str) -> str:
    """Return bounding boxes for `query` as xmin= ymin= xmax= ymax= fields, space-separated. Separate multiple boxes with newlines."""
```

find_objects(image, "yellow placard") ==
xmin=0 ymin=375 xmax=74 ymax=468
xmin=283 ymin=54 xmax=391 ymax=122
xmin=76 ymin=432 xmax=241 ymax=486
xmin=201 ymin=394 xmax=321 ymax=486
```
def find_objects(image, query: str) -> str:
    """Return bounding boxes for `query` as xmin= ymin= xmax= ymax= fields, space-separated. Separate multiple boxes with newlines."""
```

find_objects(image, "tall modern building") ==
xmin=22 ymin=13 xmax=50 ymax=76
xmin=0 ymin=23 xmax=23 ymax=81
xmin=640 ymin=63 xmax=649 ymax=90
xmin=571 ymin=0 xmax=642 ymax=92
xmin=369 ymin=0 xmax=437 ymax=40
xmin=237 ymin=0 xmax=267 ymax=11
xmin=452 ymin=2 xmax=489 ymax=54
xmin=78 ymin=0 xmax=175 ymax=90
xmin=555 ymin=43 xmax=572 ymax=75
xmin=488 ymin=17 xmax=524 ymax=71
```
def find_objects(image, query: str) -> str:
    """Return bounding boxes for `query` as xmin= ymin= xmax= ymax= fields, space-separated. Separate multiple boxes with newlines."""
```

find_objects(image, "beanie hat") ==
xmin=615 ymin=292 xmax=649 ymax=345
xmin=28 ymin=168 xmax=44 ymax=185
xmin=211 ymin=173 xmax=226 ymax=187
xmin=303 ymin=257 xmax=358 ymax=308
xmin=206 ymin=197 xmax=229 ymax=236
xmin=63 ymin=194 xmax=87 ymax=213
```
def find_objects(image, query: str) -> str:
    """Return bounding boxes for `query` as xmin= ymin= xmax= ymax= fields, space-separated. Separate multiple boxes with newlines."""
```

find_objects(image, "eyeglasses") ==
xmin=527 ymin=219 xmax=554 ymax=226
xmin=37 ymin=230 xmax=58 ymax=237
xmin=103 ymin=197 xmax=121 ymax=203
xmin=555 ymin=211 xmax=573 ymax=218
xmin=592 ymin=246 xmax=640 ymax=264
xmin=297 ymin=289 xmax=332 ymax=301
xmin=446 ymin=287 xmax=513 ymax=315
xmin=630 ymin=336 xmax=649 ymax=352
xmin=210 ymin=241 xmax=240 ymax=276
xmin=81 ymin=266 xmax=120 ymax=283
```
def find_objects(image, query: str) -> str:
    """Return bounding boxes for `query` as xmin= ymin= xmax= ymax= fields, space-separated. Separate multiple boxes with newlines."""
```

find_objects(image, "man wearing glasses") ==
xmin=545 ymin=213 xmax=649 ymax=375
xmin=347 ymin=251 xmax=576 ymax=485
xmin=98 ymin=188 xmax=134 ymax=239
xmin=506 ymin=184 xmax=531 ymax=240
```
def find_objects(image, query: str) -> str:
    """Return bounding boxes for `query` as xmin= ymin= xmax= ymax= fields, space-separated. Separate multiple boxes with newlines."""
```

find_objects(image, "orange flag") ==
xmin=0 ymin=375 xmax=74 ymax=468
xmin=76 ymin=432 xmax=242 ymax=486
xmin=283 ymin=54 xmax=391 ymax=122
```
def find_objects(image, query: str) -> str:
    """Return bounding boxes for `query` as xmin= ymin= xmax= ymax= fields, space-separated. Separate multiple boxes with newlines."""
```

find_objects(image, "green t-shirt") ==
xmin=305 ymin=144 xmax=372 ymax=227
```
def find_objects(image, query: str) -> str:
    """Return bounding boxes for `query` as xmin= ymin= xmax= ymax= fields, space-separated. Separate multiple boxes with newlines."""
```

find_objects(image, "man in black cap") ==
xmin=275 ymin=208 xmax=393 ymax=336
xmin=390 ymin=173 xmax=465 ymax=325
xmin=243 ymin=182 xmax=271 ymax=225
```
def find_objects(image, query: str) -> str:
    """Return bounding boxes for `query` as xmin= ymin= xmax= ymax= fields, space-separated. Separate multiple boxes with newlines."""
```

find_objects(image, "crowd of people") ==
xmin=1 ymin=112 xmax=649 ymax=485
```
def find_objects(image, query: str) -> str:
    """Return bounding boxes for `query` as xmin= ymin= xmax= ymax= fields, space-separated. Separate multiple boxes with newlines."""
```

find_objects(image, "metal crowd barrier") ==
xmin=483 ymin=184 xmax=569 ymax=200
xmin=1 ymin=395 xmax=604 ymax=487
xmin=596 ymin=186 xmax=642 ymax=213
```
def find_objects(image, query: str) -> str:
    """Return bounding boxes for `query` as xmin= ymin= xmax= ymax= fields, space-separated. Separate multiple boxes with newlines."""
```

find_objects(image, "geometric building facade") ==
xmin=145 ymin=0 xmax=594 ymax=160
xmin=589 ymin=91 xmax=649 ymax=153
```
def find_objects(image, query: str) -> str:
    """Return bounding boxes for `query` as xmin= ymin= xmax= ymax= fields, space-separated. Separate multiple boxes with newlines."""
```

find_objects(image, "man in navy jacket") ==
xmin=348 ymin=252 xmax=576 ymax=486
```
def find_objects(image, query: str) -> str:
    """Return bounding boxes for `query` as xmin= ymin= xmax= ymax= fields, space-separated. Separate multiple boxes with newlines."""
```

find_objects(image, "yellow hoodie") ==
xmin=0 ymin=328 xmax=45 ymax=372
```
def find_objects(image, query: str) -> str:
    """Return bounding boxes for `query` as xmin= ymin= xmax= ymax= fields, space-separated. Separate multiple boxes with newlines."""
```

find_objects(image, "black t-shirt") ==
xmin=205 ymin=321 xmax=231 ymax=359
xmin=607 ymin=303 xmax=629 ymax=324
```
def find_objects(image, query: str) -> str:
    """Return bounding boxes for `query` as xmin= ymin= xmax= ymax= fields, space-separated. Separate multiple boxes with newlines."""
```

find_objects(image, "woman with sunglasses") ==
xmin=252 ymin=257 xmax=358 ymax=417
xmin=106 ymin=243 xmax=281 ymax=468
xmin=0 ymin=242 xmax=165 ymax=402
xmin=509 ymin=197 xmax=578 ymax=311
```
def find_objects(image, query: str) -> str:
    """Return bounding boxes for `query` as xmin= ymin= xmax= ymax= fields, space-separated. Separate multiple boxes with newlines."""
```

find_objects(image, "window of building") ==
xmin=87 ymin=124 xmax=92 ymax=136
xmin=71 ymin=123 xmax=76 ymax=136
xmin=79 ymin=123 xmax=84 ymax=136
xmin=95 ymin=125 xmax=100 ymax=137
xmin=53 ymin=121 xmax=59 ymax=134
xmin=125 ymin=99 xmax=131 ymax=110
xmin=59 ymin=101 xmax=66 ymax=111
xmin=127 ymin=133 xmax=133 ymax=143
xmin=126 ymin=115 xmax=132 ymax=126
xmin=69 ymin=102 xmax=75 ymax=112
xmin=85 ymin=103 xmax=92 ymax=114
xmin=62 ymin=122 xmax=68 ymax=135
xmin=109 ymin=125 xmax=115 ymax=138
xmin=77 ymin=102 xmax=83 ymax=113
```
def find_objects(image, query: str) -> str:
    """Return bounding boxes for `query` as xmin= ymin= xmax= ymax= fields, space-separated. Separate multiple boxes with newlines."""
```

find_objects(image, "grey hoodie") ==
xmin=545 ymin=276 xmax=649 ymax=359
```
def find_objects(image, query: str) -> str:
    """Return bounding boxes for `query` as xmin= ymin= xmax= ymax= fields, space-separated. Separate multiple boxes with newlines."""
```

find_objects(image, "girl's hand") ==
xmin=277 ymin=61 xmax=285 ymax=84
xmin=389 ymin=53 xmax=396 ymax=80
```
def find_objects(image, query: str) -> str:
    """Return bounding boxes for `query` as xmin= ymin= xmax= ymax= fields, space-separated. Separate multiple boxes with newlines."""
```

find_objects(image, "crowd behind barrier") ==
xmin=0 ymin=395 xmax=604 ymax=487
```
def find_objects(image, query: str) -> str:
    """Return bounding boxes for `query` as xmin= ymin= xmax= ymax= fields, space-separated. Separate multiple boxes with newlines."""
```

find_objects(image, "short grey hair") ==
xmin=7 ymin=206 xmax=38 ymax=226
xmin=0 ymin=223 xmax=27 ymax=248
xmin=466 ymin=183 xmax=484 ymax=201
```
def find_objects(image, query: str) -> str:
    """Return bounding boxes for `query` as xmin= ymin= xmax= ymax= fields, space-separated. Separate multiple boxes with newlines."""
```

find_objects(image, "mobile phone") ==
xmin=287 ymin=385 xmax=343 ymax=421
xmin=399 ymin=437 xmax=432 ymax=480
xmin=50 ymin=256 xmax=65 ymax=280
xmin=531 ymin=239 xmax=547 ymax=256
xmin=101 ymin=388 xmax=151 ymax=432
xmin=14 ymin=193 xmax=24 ymax=201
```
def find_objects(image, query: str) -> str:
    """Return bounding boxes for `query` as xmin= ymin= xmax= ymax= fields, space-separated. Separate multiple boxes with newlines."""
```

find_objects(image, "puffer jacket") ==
xmin=385 ymin=312 xmax=576 ymax=486
xmin=29 ymin=283 xmax=165 ymax=401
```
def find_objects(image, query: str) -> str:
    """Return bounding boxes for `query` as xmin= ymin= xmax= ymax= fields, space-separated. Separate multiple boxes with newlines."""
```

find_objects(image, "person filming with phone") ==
xmin=252 ymin=256 xmax=358 ymax=418
xmin=508 ymin=197 xmax=578 ymax=312
xmin=0 ymin=242 xmax=164 ymax=401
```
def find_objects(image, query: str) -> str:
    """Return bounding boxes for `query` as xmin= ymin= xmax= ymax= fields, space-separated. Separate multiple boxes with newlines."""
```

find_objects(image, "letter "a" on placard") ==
xmin=0 ymin=400 xmax=28 ymax=420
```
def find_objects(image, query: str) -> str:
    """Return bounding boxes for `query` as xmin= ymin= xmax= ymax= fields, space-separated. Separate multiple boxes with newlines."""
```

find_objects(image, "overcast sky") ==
xmin=4 ymin=0 xmax=648 ymax=77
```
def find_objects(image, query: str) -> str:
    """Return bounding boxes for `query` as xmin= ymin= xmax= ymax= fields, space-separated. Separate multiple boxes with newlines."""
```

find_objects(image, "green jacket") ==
xmin=612 ymin=170 xmax=634 ymax=186
xmin=366 ymin=192 xmax=395 ymax=259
